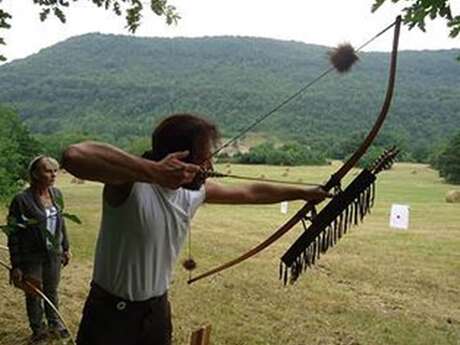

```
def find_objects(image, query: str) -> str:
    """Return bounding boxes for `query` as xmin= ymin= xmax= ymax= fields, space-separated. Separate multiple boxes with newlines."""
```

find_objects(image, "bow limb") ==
xmin=188 ymin=16 xmax=401 ymax=285
xmin=324 ymin=15 xmax=401 ymax=189
xmin=187 ymin=202 xmax=315 ymax=284
xmin=23 ymin=282 xmax=75 ymax=343
xmin=0 ymin=260 xmax=76 ymax=344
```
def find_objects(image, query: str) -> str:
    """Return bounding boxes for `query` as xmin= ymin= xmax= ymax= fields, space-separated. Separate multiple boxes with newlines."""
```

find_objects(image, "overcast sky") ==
xmin=1 ymin=0 xmax=460 ymax=63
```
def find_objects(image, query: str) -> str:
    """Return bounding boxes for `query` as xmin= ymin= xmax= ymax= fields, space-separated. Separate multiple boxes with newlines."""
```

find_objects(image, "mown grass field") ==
xmin=1 ymin=162 xmax=459 ymax=345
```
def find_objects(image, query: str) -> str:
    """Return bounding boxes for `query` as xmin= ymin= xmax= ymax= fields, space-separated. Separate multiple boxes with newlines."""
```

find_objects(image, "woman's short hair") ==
xmin=146 ymin=113 xmax=220 ymax=163
xmin=28 ymin=155 xmax=59 ymax=182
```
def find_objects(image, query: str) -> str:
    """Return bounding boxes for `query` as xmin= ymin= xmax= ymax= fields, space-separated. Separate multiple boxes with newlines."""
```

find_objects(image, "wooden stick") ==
xmin=190 ymin=325 xmax=212 ymax=345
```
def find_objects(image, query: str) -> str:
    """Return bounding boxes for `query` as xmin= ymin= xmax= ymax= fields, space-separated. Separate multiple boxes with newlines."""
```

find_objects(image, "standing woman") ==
xmin=7 ymin=155 xmax=71 ymax=343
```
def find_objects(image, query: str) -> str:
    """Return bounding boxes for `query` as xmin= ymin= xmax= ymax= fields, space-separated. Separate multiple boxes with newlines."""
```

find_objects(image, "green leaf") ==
xmin=42 ymin=227 xmax=59 ymax=249
xmin=1 ymin=216 xmax=19 ymax=235
xmin=371 ymin=0 xmax=386 ymax=13
xmin=55 ymin=194 xmax=65 ymax=210
xmin=61 ymin=212 xmax=82 ymax=224
xmin=40 ymin=8 xmax=51 ymax=22
xmin=0 ymin=224 xmax=13 ymax=236
xmin=26 ymin=218 xmax=39 ymax=226
xmin=53 ymin=7 xmax=67 ymax=24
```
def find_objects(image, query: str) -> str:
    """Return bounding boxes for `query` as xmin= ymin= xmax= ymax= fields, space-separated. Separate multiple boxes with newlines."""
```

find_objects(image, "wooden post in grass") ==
xmin=190 ymin=325 xmax=211 ymax=345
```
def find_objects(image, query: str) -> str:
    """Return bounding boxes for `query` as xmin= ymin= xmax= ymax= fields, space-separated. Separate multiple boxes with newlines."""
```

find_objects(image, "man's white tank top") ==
xmin=93 ymin=182 xmax=205 ymax=301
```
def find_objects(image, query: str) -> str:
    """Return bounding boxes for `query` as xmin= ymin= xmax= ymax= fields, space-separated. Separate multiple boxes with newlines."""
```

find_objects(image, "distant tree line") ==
xmin=1 ymin=104 xmax=459 ymax=204
xmin=229 ymin=142 xmax=328 ymax=166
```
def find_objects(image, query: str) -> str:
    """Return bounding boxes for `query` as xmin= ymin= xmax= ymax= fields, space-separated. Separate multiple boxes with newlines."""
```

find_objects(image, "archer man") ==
xmin=62 ymin=112 xmax=330 ymax=345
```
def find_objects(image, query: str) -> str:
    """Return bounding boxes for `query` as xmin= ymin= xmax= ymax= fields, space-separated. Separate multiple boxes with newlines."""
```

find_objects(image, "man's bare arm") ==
xmin=205 ymin=180 xmax=331 ymax=204
xmin=61 ymin=141 xmax=200 ymax=188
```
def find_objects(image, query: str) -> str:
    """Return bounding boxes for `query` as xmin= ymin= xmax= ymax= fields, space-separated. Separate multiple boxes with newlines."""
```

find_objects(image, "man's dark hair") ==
xmin=146 ymin=113 xmax=219 ymax=164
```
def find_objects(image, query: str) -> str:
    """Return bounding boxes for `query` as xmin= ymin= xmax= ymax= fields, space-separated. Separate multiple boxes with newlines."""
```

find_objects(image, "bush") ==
xmin=0 ymin=105 xmax=42 ymax=202
xmin=435 ymin=131 xmax=460 ymax=184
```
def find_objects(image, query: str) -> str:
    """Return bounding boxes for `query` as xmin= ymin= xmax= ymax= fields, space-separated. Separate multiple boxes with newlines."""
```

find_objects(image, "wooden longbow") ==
xmin=188 ymin=15 xmax=401 ymax=285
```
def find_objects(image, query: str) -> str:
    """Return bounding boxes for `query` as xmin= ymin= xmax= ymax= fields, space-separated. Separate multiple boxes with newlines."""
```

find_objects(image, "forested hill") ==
xmin=0 ymin=33 xmax=459 ymax=155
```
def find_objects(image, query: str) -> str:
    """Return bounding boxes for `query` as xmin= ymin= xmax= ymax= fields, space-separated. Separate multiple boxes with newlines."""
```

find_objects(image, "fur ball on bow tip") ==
xmin=182 ymin=258 xmax=197 ymax=271
xmin=329 ymin=43 xmax=359 ymax=73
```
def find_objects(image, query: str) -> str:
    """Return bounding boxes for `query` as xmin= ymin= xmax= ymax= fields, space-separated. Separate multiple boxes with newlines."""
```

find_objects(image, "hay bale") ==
xmin=446 ymin=190 xmax=460 ymax=203
xmin=282 ymin=168 xmax=290 ymax=177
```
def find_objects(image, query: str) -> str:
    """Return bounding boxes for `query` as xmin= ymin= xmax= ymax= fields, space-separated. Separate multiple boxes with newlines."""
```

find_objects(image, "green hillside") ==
xmin=0 ymin=33 xmax=459 ymax=157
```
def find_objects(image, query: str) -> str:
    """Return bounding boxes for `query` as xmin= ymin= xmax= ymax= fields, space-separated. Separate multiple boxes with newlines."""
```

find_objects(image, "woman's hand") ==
xmin=61 ymin=251 xmax=71 ymax=267
xmin=10 ymin=267 xmax=23 ymax=287
xmin=10 ymin=272 xmax=42 ymax=297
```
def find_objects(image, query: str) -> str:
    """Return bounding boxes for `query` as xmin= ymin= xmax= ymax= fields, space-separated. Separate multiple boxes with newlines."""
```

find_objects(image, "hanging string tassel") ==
xmin=183 ymin=258 xmax=197 ymax=271
xmin=183 ymin=224 xmax=197 ymax=279
xmin=280 ymin=168 xmax=377 ymax=285
xmin=354 ymin=198 xmax=359 ymax=225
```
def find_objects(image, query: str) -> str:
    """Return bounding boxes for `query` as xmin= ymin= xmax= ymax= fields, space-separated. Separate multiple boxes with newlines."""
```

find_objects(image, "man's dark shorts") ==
xmin=76 ymin=282 xmax=172 ymax=345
